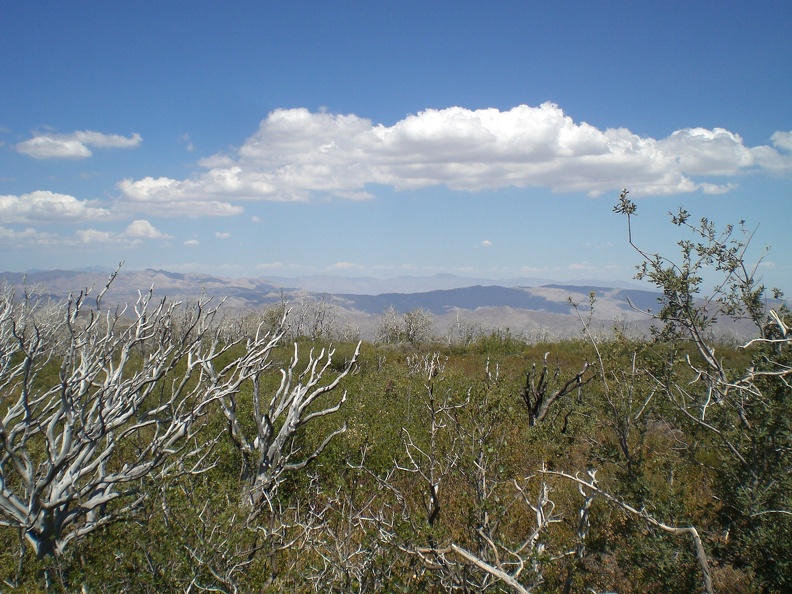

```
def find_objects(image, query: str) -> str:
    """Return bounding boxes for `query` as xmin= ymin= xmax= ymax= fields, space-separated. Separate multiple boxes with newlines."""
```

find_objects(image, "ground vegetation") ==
xmin=0 ymin=196 xmax=789 ymax=592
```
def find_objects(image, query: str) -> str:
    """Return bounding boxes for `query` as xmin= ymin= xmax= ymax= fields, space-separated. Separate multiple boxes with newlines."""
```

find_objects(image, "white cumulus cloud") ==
xmin=0 ymin=217 xmax=169 ymax=248
xmin=77 ymin=220 xmax=171 ymax=244
xmin=0 ymin=225 xmax=60 ymax=245
xmin=115 ymin=105 xmax=792 ymax=214
xmin=124 ymin=219 xmax=172 ymax=239
xmin=770 ymin=131 xmax=792 ymax=152
xmin=76 ymin=229 xmax=114 ymax=244
xmin=0 ymin=190 xmax=111 ymax=223
xmin=116 ymin=177 xmax=244 ymax=217
xmin=16 ymin=130 xmax=142 ymax=159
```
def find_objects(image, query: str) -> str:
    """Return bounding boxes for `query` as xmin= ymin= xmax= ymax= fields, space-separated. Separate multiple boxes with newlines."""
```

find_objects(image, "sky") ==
xmin=2 ymin=2 xmax=791 ymax=291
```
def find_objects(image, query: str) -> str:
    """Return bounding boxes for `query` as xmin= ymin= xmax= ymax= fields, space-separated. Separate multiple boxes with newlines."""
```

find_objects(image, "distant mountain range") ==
xmin=0 ymin=268 xmax=284 ymax=309
xmin=0 ymin=268 xmax=764 ymax=341
xmin=261 ymin=273 xmax=644 ymax=295
xmin=333 ymin=284 xmax=661 ymax=316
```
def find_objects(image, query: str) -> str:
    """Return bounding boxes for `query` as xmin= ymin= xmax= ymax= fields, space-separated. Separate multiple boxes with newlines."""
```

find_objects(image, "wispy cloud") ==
xmin=181 ymin=133 xmax=195 ymax=152
xmin=116 ymin=104 xmax=792 ymax=216
xmin=255 ymin=261 xmax=314 ymax=273
xmin=16 ymin=130 xmax=142 ymax=160
xmin=327 ymin=261 xmax=365 ymax=272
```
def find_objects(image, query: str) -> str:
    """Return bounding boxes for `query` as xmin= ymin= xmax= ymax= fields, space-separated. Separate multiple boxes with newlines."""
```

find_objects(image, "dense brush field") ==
xmin=1 ymin=327 xmax=789 ymax=593
xmin=2 ymin=200 xmax=790 ymax=592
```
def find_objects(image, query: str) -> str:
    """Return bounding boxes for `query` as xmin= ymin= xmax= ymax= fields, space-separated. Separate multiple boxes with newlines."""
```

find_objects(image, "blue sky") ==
xmin=2 ymin=2 xmax=791 ymax=290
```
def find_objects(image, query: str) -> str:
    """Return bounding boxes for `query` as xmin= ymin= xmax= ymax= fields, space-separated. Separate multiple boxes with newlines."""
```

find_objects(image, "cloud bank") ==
xmin=16 ymin=130 xmax=142 ymax=159
xmin=0 ymin=218 xmax=171 ymax=249
xmin=0 ymin=188 xmax=171 ymax=248
xmin=117 ymin=104 xmax=792 ymax=215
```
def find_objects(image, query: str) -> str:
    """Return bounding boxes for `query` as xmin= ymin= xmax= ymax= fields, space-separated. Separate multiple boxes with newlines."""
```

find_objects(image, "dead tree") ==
xmin=396 ymin=353 xmax=466 ymax=530
xmin=0 ymin=271 xmax=285 ymax=558
xmin=521 ymin=353 xmax=594 ymax=427
xmin=219 ymin=340 xmax=361 ymax=519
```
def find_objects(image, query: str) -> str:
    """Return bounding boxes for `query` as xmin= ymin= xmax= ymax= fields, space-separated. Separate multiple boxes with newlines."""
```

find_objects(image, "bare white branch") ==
xmin=217 ymin=339 xmax=360 ymax=518
xmin=543 ymin=468 xmax=714 ymax=594
xmin=0 ymin=270 xmax=285 ymax=558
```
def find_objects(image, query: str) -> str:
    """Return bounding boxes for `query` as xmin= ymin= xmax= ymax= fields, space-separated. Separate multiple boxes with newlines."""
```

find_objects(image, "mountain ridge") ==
xmin=1 ymin=268 xmax=770 ymax=341
xmin=259 ymin=273 xmax=646 ymax=295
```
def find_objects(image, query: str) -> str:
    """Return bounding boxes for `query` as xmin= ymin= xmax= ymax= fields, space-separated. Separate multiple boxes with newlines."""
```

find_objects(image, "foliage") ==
xmin=614 ymin=189 xmax=791 ymax=592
